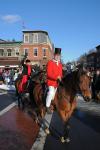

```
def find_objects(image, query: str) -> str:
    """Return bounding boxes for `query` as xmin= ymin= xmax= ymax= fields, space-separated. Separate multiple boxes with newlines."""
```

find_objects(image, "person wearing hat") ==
xmin=19 ymin=58 xmax=32 ymax=93
xmin=46 ymin=48 xmax=62 ymax=112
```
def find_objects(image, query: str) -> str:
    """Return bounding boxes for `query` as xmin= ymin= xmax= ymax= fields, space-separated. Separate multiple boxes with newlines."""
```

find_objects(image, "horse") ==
xmin=15 ymin=75 xmax=29 ymax=109
xmin=15 ymin=70 xmax=46 ymax=110
xmin=32 ymin=68 xmax=92 ymax=142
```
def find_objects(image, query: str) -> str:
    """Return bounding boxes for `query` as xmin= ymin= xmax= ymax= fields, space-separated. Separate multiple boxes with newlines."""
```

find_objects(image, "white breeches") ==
xmin=46 ymin=86 xmax=57 ymax=107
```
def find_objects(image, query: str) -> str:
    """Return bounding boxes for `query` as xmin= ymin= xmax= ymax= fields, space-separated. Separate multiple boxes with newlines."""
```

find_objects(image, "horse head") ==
xmin=78 ymin=68 xmax=92 ymax=102
xmin=62 ymin=66 xmax=92 ymax=102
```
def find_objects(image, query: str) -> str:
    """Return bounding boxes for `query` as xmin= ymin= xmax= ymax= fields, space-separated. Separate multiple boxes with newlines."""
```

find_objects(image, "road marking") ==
xmin=0 ymin=101 xmax=17 ymax=116
xmin=77 ymin=99 xmax=100 ymax=116
xmin=31 ymin=113 xmax=53 ymax=150
xmin=0 ymin=92 xmax=7 ymax=95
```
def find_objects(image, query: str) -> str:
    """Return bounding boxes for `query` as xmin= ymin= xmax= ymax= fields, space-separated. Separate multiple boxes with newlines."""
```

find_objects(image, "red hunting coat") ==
xmin=46 ymin=60 xmax=62 ymax=87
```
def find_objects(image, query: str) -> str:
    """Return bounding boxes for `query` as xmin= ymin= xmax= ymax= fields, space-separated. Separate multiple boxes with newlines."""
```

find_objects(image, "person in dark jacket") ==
xmin=95 ymin=69 xmax=100 ymax=93
xmin=19 ymin=58 xmax=32 ymax=93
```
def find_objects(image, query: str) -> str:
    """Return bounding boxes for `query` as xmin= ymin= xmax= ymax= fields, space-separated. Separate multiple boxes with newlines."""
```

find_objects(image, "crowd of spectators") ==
xmin=0 ymin=67 xmax=22 ymax=85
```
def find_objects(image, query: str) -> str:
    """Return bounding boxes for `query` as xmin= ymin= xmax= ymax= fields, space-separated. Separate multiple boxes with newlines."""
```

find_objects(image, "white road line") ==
xmin=0 ymin=101 xmax=17 ymax=116
xmin=31 ymin=113 xmax=53 ymax=150
xmin=0 ymin=92 xmax=7 ymax=95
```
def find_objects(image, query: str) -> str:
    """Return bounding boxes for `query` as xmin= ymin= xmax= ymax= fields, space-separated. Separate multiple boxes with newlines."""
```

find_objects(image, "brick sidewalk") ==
xmin=0 ymin=106 xmax=39 ymax=150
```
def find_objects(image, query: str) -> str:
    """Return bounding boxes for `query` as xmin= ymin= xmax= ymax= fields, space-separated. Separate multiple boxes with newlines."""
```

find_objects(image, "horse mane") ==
xmin=62 ymin=69 xmax=87 ymax=92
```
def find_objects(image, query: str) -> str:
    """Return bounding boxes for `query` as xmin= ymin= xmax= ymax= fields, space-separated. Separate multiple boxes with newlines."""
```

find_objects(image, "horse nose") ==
xmin=84 ymin=96 xmax=91 ymax=102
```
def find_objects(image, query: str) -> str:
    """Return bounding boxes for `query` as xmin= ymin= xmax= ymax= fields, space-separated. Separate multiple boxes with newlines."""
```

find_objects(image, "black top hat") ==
xmin=26 ymin=59 xmax=31 ymax=63
xmin=54 ymin=48 xmax=61 ymax=55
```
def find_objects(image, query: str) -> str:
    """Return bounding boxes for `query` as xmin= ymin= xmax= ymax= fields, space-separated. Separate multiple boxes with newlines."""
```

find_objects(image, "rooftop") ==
xmin=22 ymin=30 xmax=48 ymax=35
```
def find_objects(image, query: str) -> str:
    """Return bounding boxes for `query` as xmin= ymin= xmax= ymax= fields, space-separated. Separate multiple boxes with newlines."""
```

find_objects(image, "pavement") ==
xmin=0 ymin=87 xmax=40 ymax=150
xmin=0 ymin=89 xmax=100 ymax=150
xmin=44 ymin=115 xmax=100 ymax=150
xmin=0 ymin=84 xmax=15 ymax=91
xmin=77 ymin=97 xmax=100 ymax=116
xmin=0 ymin=106 xmax=39 ymax=150
xmin=33 ymin=99 xmax=100 ymax=150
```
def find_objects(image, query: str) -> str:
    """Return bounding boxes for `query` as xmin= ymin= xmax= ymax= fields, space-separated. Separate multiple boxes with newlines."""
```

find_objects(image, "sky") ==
xmin=0 ymin=0 xmax=100 ymax=62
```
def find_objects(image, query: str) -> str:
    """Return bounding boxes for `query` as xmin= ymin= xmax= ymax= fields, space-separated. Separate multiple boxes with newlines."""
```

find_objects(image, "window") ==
xmin=34 ymin=48 xmax=38 ymax=56
xmin=0 ymin=49 xmax=4 ymax=56
xmin=42 ymin=48 xmax=46 ymax=57
xmin=24 ymin=35 xmax=29 ymax=43
xmin=24 ymin=48 xmax=28 ymax=56
xmin=15 ymin=48 xmax=19 ymax=56
xmin=33 ymin=34 xmax=38 ymax=43
xmin=7 ymin=49 xmax=12 ymax=56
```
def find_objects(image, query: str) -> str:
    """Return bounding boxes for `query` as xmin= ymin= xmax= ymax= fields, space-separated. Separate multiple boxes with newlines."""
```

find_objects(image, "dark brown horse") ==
xmin=15 ymin=71 xmax=46 ymax=109
xmin=15 ymin=75 xmax=29 ymax=109
xmin=32 ymin=68 xmax=92 ymax=142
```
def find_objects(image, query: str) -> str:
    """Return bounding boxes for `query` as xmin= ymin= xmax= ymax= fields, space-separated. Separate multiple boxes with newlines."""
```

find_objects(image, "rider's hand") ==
xmin=57 ymin=76 xmax=61 ymax=81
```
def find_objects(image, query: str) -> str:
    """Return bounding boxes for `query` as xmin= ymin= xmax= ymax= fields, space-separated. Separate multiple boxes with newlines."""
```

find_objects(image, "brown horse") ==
xmin=15 ymin=71 xmax=46 ymax=109
xmin=15 ymin=75 xmax=28 ymax=109
xmin=32 ymin=68 xmax=92 ymax=142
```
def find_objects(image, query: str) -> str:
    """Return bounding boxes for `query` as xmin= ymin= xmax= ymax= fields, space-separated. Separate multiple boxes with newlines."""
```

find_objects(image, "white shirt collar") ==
xmin=53 ymin=59 xmax=60 ymax=66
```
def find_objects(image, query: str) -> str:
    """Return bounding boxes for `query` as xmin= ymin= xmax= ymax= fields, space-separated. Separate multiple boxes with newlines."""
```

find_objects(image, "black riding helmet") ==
xmin=25 ymin=59 xmax=31 ymax=63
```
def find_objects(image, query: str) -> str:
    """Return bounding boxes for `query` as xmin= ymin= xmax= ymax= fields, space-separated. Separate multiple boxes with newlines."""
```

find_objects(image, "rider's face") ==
xmin=54 ymin=54 xmax=61 ymax=61
xmin=26 ymin=62 xmax=31 ymax=65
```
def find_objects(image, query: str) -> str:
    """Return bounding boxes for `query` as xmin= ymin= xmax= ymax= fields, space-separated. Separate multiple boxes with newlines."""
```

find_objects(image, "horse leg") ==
xmin=18 ymin=94 xmax=21 ymax=108
xmin=21 ymin=96 xmax=25 ymax=110
xmin=61 ymin=121 xmax=70 ymax=143
xmin=18 ymin=94 xmax=25 ymax=110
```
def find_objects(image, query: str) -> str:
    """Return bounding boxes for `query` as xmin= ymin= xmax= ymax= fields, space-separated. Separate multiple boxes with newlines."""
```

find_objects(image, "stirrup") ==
xmin=46 ymin=107 xmax=52 ymax=114
xmin=45 ymin=127 xmax=50 ymax=134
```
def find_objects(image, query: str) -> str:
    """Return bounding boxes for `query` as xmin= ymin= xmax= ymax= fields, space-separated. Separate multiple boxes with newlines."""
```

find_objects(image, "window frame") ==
xmin=42 ymin=48 xmax=47 ymax=57
xmin=24 ymin=48 xmax=29 ymax=56
xmin=33 ymin=33 xmax=38 ymax=43
xmin=24 ymin=34 xmax=29 ymax=43
xmin=7 ymin=49 xmax=12 ymax=57
xmin=33 ymin=48 xmax=38 ymax=57
xmin=0 ymin=48 xmax=4 ymax=56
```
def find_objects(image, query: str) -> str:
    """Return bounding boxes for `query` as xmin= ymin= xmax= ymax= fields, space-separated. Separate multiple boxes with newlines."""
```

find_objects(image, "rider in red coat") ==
xmin=47 ymin=59 xmax=62 ymax=87
xmin=19 ymin=58 xmax=32 ymax=93
xmin=46 ymin=48 xmax=62 ymax=111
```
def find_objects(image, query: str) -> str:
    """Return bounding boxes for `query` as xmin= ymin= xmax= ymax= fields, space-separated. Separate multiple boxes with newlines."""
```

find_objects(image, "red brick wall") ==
xmin=20 ymin=44 xmax=53 ymax=65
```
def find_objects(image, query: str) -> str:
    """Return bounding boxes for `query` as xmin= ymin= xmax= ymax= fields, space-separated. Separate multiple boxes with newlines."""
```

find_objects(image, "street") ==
xmin=0 ymin=90 xmax=100 ymax=150
xmin=0 ymin=89 xmax=16 ymax=111
xmin=44 ymin=102 xmax=100 ymax=150
xmin=0 ymin=89 xmax=39 ymax=150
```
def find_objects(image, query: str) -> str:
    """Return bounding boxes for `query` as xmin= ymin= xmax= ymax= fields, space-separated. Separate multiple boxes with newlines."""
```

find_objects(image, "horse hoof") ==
xmin=45 ymin=127 xmax=50 ymax=134
xmin=61 ymin=137 xmax=70 ymax=143
xmin=65 ymin=137 xmax=70 ymax=143
xmin=61 ymin=137 xmax=65 ymax=143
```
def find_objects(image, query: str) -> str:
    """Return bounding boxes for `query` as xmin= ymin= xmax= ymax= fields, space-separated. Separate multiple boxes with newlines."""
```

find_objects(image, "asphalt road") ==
xmin=0 ymin=89 xmax=16 ymax=111
xmin=0 ymin=90 xmax=100 ymax=150
xmin=44 ymin=110 xmax=100 ymax=150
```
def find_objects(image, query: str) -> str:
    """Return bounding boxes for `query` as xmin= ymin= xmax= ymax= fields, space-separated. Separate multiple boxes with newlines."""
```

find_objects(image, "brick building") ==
xmin=0 ymin=41 xmax=22 ymax=68
xmin=86 ymin=51 xmax=97 ymax=69
xmin=21 ymin=30 xmax=53 ymax=67
xmin=77 ymin=45 xmax=100 ymax=70
xmin=0 ymin=30 xmax=53 ymax=68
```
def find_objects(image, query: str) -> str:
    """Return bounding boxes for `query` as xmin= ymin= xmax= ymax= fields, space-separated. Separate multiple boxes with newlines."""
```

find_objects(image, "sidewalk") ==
xmin=0 ymin=106 xmax=39 ymax=150
xmin=0 ymin=84 xmax=15 ymax=91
